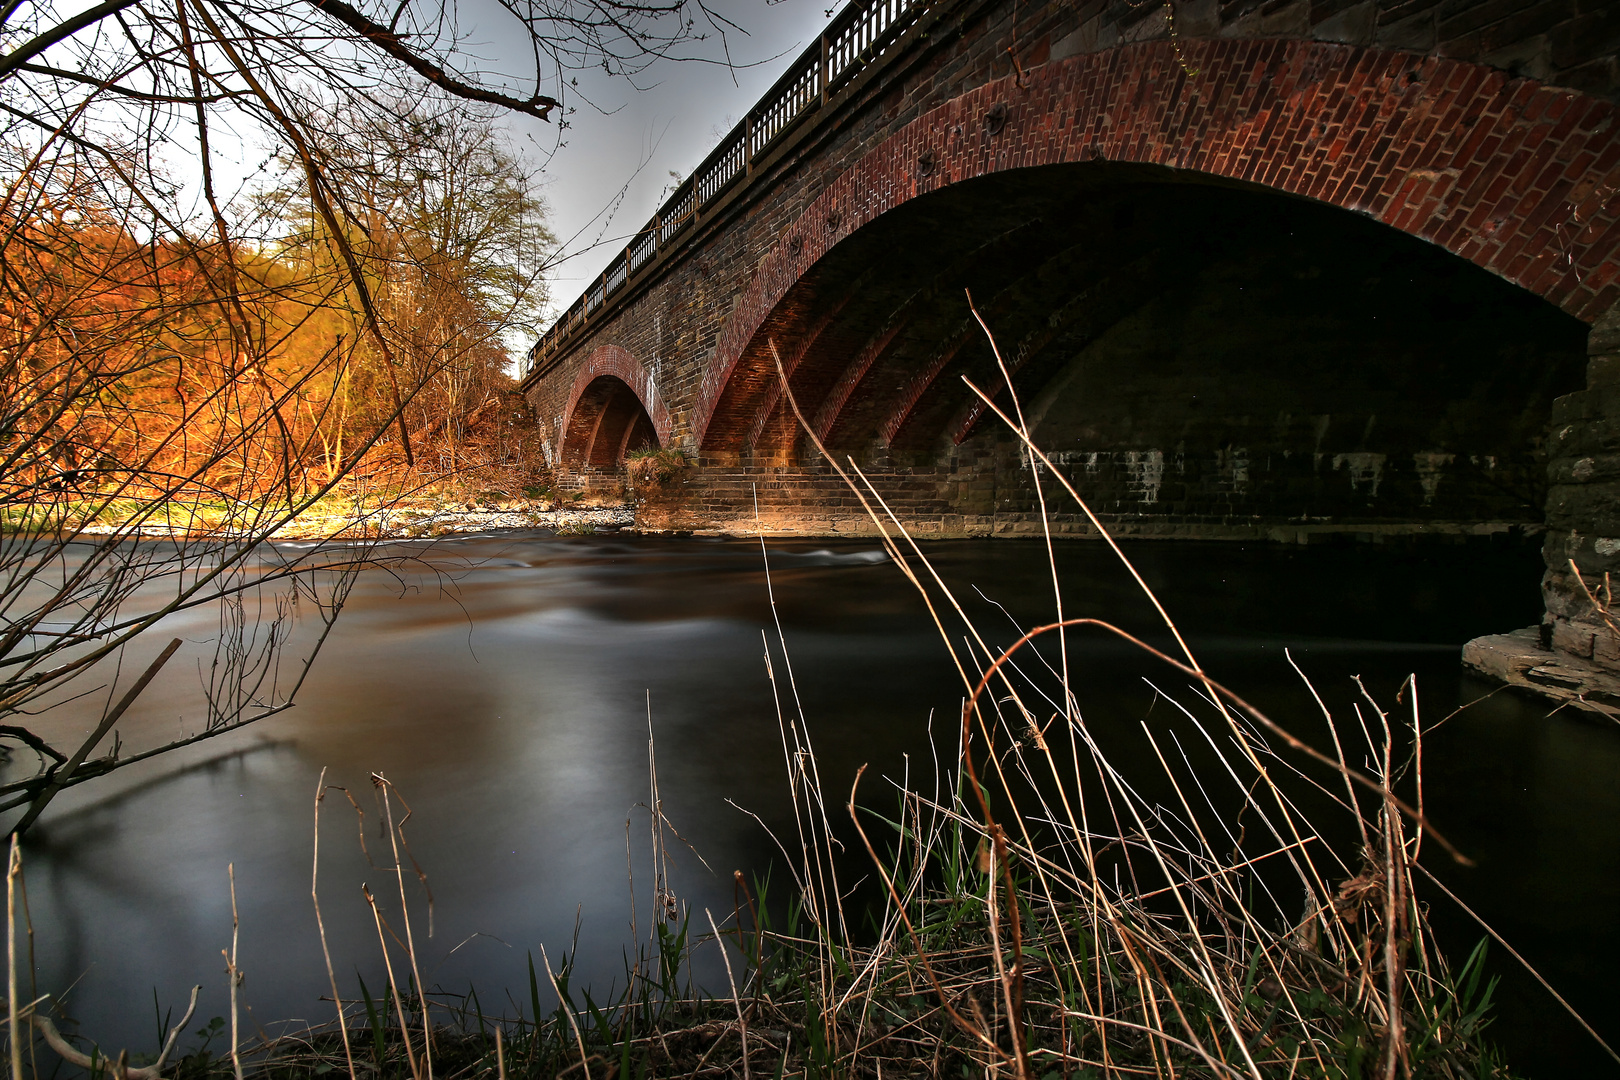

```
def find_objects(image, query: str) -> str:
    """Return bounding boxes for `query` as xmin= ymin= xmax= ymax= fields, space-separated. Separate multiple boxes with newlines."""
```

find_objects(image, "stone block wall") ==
xmin=1147 ymin=0 xmax=1619 ymax=102
xmin=1543 ymin=302 xmax=1620 ymax=666
xmin=621 ymin=433 xmax=1562 ymax=540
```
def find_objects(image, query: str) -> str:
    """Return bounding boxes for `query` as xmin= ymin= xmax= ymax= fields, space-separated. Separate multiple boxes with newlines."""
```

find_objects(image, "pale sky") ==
xmin=494 ymin=0 xmax=840 ymax=323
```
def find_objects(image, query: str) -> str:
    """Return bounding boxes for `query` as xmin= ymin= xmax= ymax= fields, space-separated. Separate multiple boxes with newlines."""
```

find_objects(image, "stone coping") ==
xmin=1462 ymin=628 xmax=1620 ymax=721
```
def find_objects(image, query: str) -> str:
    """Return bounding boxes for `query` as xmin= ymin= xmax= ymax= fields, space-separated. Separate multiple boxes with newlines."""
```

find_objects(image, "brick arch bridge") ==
xmin=522 ymin=0 xmax=1620 ymax=682
xmin=692 ymin=39 xmax=1618 ymax=455
xmin=557 ymin=345 xmax=672 ymax=468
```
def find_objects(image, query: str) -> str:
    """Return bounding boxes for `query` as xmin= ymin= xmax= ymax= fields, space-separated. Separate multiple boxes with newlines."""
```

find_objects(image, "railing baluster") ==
xmin=527 ymin=0 xmax=939 ymax=370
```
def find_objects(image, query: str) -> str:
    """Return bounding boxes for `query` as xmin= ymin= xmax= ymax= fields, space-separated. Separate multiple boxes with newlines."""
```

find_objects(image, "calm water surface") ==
xmin=15 ymin=534 xmax=1619 ymax=1076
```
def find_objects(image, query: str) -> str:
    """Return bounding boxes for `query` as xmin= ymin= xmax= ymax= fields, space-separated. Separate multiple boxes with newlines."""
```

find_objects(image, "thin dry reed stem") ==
xmin=6 ymin=836 xmax=17 ymax=1080
xmin=312 ymin=768 xmax=358 ymax=1080
xmin=375 ymin=774 xmax=434 ymax=1080
xmin=749 ymin=310 xmax=1579 ymax=1080
xmin=1414 ymin=864 xmax=1619 ymax=1064
xmin=361 ymin=883 xmax=421 ymax=1080
xmin=705 ymin=907 xmax=750 ymax=1080
xmin=226 ymin=862 xmax=244 ymax=1080
xmin=539 ymin=944 xmax=591 ymax=1080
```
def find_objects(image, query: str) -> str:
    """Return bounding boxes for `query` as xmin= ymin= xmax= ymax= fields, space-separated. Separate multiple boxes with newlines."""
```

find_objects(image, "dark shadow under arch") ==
xmin=561 ymin=375 xmax=660 ymax=467
xmin=697 ymin=163 xmax=1588 ymax=525
xmin=693 ymin=39 xmax=1620 ymax=448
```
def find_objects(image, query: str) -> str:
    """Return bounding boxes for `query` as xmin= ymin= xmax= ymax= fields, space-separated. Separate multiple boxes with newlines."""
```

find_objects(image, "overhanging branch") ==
xmin=305 ymin=0 xmax=561 ymax=120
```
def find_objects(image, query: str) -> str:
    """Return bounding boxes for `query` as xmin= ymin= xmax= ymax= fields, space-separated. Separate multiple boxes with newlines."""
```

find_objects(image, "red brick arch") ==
xmin=693 ymin=37 xmax=1620 ymax=448
xmin=560 ymin=345 xmax=672 ymax=465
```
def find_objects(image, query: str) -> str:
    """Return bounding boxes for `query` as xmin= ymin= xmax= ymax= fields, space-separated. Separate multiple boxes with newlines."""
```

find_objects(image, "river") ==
xmin=13 ymin=533 xmax=1619 ymax=1076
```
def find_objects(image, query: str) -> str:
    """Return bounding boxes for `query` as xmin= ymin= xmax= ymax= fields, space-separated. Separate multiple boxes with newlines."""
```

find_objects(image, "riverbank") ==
xmin=269 ymin=499 xmax=636 ymax=539
xmin=54 ymin=497 xmax=638 ymax=540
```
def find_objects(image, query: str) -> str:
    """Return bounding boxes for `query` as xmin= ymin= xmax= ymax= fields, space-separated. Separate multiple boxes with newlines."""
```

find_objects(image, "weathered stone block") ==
xmin=1589 ymin=302 xmax=1620 ymax=357
xmin=1547 ymin=452 xmax=1620 ymax=484
xmin=1549 ymin=4 xmax=1620 ymax=68
xmin=1544 ymin=485 xmax=1620 ymax=533
xmin=1551 ymin=613 xmax=1598 ymax=657
xmin=1377 ymin=6 xmax=1440 ymax=48
xmin=1313 ymin=0 xmax=1377 ymax=40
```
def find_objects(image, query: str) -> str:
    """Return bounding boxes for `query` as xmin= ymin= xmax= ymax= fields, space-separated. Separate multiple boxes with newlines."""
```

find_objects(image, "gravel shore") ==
xmin=272 ymin=503 xmax=637 ymax=538
xmin=68 ymin=503 xmax=638 ymax=539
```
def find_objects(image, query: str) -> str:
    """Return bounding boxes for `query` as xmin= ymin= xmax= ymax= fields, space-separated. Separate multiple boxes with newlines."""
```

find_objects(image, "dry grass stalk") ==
xmin=539 ymin=945 xmax=591 ymax=1080
xmin=225 ymin=863 xmax=244 ymax=1080
xmin=375 ymin=774 xmax=435 ymax=1080
xmin=311 ymin=769 xmax=358 ymax=1080
xmin=7 ymin=837 xmax=18 ymax=1080
xmin=705 ymin=907 xmax=751 ymax=1080
xmin=361 ymin=881 xmax=422 ymax=1080
xmin=753 ymin=320 xmax=1593 ymax=1079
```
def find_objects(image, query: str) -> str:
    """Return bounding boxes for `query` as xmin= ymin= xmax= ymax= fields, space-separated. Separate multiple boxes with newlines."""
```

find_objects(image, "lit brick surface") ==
xmin=556 ymin=345 xmax=673 ymax=464
xmin=695 ymin=39 xmax=1620 ymax=443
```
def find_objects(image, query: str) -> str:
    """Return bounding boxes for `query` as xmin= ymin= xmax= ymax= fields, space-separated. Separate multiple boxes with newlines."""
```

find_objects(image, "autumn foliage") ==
xmin=0 ymin=105 xmax=549 ymax=528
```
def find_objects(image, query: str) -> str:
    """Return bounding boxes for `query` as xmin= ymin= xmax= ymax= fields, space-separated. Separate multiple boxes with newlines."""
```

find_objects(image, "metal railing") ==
xmin=628 ymin=230 xmax=657 ymax=272
xmin=523 ymin=0 xmax=935 ymax=378
xmin=697 ymin=134 xmax=747 ymax=206
xmin=750 ymin=63 xmax=819 ymax=158
xmin=658 ymin=189 xmax=694 ymax=245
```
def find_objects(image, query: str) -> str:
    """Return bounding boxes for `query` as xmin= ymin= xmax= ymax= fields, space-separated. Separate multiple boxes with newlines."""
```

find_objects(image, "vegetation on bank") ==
xmin=1 ymin=624 xmax=1528 ymax=1080
xmin=0 ymin=480 xmax=633 ymax=540
xmin=626 ymin=450 xmax=693 ymax=491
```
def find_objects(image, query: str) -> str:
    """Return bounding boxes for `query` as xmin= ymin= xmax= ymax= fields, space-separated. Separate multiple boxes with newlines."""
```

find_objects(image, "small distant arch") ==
xmin=559 ymin=346 xmax=671 ymax=466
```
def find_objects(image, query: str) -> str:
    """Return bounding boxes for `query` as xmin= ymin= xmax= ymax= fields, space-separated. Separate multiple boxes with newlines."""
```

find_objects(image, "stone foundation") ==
xmin=1462 ymin=627 xmax=1620 ymax=719
xmin=620 ymin=442 xmax=1545 ymax=542
xmin=1535 ymin=302 xmax=1620 ymax=680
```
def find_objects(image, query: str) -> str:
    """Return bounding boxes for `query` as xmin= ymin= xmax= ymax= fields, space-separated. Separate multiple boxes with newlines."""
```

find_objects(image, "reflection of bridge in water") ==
xmin=520 ymin=0 xmax=1620 ymax=682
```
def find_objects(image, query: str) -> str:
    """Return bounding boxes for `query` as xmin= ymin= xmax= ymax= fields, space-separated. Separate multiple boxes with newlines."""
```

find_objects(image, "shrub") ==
xmin=624 ymin=448 xmax=690 ymax=489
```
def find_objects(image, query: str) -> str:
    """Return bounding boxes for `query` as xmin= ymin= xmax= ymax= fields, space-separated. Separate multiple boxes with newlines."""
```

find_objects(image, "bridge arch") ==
xmin=694 ymin=38 xmax=1620 ymax=450
xmin=560 ymin=346 xmax=672 ymax=466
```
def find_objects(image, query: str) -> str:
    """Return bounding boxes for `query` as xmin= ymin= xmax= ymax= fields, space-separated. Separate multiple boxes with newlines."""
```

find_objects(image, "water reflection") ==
xmin=16 ymin=534 xmax=1618 ymax=1076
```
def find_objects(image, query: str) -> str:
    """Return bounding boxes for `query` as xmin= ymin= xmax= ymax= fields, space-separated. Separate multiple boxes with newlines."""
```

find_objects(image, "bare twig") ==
xmin=12 ymin=637 xmax=182 ymax=837
xmin=226 ymin=862 xmax=244 ymax=1080
xmin=22 ymin=985 xmax=199 ymax=1080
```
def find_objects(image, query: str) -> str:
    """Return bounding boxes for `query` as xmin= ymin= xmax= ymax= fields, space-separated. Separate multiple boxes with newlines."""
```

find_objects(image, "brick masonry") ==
xmin=557 ymin=345 xmax=673 ymax=466
xmin=524 ymin=0 xmax=1620 ymax=670
xmin=695 ymin=38 xmax=1620 ymax=446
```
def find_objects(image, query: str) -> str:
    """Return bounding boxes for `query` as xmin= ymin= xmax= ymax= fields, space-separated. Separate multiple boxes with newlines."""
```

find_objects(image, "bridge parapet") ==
xmin=522 ymin=0 xmax=943 ymax=384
